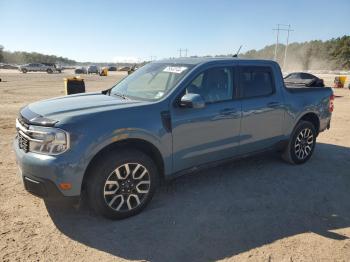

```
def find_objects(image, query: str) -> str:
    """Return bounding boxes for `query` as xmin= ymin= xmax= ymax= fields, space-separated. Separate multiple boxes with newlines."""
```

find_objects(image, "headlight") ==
xmin=27 ymin=125 xmax=69 ymax=155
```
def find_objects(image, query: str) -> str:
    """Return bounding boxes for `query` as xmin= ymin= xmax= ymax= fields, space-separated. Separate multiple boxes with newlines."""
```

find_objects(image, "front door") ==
xmin=171 ymin=66 xmax=241 ymax=173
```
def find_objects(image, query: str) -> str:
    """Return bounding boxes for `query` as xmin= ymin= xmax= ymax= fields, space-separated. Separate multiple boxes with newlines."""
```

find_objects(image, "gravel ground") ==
xmin=0 ymin=70 xmax=349 ymax=262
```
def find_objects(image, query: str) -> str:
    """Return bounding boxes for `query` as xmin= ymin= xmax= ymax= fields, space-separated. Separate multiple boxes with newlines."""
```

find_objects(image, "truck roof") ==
xmin=158 ymin=57 xmax=278 ymax=66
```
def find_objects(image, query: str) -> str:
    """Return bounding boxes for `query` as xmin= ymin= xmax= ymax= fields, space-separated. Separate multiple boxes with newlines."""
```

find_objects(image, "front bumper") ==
xmin=13 ymin=138 xmax=85 ymax=199
xmin=22 ymin=174 xmax=78 ymax=202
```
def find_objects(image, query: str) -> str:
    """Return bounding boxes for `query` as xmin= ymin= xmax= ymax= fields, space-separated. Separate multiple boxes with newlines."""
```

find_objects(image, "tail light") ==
xmin=329 ymin=95 xmax=334 ymax=112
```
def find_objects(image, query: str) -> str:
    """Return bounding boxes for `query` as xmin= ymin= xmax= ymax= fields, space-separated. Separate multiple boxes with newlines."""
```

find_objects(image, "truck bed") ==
xmin=285 ymin=85 xmax=332 ymax=93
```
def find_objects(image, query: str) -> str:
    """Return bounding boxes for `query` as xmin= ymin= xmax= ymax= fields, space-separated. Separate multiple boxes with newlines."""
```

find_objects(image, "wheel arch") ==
xmin=297 ymin=112 xmax=320 ymax=135
xmin=81 ymin=138 xmax=165 ymax=193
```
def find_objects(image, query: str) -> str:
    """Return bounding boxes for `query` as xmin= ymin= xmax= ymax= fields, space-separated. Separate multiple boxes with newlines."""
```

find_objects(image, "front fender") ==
xmin=81 ymin=127 xmax=172 ymax=179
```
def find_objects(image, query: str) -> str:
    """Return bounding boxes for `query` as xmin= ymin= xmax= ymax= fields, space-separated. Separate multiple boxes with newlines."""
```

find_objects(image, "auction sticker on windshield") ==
xmin=163 ymin=66 xmax=188 ymax=74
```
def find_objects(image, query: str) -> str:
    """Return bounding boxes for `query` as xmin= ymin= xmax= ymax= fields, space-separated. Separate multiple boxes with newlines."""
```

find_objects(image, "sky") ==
xmin=0 ymin=0 xmax=349 ymax=62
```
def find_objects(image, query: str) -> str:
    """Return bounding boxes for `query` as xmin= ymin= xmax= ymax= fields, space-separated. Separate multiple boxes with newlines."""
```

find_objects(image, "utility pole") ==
xmin=273 ymin=24 xmax=280 ymax=61
xmin=178 ymin=48 xmax=188 ymax=57
xmin=273 ymin=24 xmax=293 ymax=69
xmin=283 ymin=24 xmax=293 ymax=69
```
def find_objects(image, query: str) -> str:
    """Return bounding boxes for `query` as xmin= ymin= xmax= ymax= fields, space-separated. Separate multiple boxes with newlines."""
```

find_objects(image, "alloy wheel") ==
xmin=103 ymin=163 xmax=151 ymax=211
xmin=294 ymin=128 xmax=314 ymax=160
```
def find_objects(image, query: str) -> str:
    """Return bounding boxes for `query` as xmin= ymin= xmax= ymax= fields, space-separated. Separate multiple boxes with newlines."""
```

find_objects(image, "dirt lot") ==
xmin=0 ymin=70 xmax=350 ymax=262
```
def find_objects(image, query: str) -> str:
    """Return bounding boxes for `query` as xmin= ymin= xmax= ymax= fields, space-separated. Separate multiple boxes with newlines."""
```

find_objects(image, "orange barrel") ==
xmin=100 ymin=67 xmax=108 ymax=76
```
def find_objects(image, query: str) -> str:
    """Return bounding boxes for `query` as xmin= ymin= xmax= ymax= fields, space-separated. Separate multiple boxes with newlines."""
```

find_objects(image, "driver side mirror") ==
xmin=180 ymin=93 xmax=205 ymax=109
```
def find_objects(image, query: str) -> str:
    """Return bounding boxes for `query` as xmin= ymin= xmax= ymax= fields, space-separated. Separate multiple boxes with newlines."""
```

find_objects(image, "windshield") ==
xmin=110 ymin=62 xmax=193 ymax=101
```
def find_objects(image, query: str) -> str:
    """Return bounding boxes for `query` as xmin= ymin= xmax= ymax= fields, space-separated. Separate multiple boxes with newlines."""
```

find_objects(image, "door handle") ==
xmin=267 ymin=102 xmax=281 ymax=108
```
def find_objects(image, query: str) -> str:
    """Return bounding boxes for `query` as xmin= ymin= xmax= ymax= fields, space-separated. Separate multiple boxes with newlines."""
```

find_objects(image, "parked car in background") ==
xmin=14 ymin=58 xmax=333 ymax=219
xmin=19 ymin=63 xmax=57 ymax=74
xmin=108 ymin=66 xmax=117 ymax=71
xmin=284 ymin=72 xmax=325 ymax=87
xmin=0 ymin=63 xmax=18 ymax=69
xmin=74 ymin=67 xmax=87 ymax=74
xmin=127 ymin=64 xmax=138 ymax=75
xmin=119 ymin=66 xmax=131 ymax=71
xmin=42 ymin=63 xmax=63 ymax=73
xmin=87 ymin=65 xmax=99 ymax=74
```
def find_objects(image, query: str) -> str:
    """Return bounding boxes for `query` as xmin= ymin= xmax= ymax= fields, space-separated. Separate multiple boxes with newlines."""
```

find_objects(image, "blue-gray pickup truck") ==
xmin=14 ymin=58 xmax=334 ymax=219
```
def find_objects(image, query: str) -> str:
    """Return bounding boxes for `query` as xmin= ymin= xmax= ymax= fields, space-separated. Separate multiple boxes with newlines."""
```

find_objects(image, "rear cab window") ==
xmin=238 ymin=66 xmax=275 ymax=98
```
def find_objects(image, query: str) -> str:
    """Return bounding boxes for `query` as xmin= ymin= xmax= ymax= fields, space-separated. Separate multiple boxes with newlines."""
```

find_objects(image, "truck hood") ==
xmin=22 ymin=92 xmax=141 ymax=125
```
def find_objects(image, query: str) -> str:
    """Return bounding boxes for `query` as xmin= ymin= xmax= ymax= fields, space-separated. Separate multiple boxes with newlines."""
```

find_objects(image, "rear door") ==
xmin=28 ymin=64 xmax=36 ymax=71
xmin=39 ymin=64 xmax=46 ymax=71
xmin=171 ymin=64 xmax=241 ymax=173
xmin=238 ymin=63 xmax=285 ymax=154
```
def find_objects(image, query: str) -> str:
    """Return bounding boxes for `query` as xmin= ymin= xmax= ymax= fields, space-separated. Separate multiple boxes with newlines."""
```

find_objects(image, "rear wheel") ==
xmin=87 ymin=149 xmax=158 ymax=219
xmin=22 ymin=69 xmax=27 ymax=73
xmin=282 ymin=121 xmax=317 ymax=164
xmin=47 ymin=68 xmax=53 ymax=74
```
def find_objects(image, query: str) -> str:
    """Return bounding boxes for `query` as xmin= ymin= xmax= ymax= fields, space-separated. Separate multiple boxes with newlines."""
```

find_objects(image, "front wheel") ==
xmin=87 ymin=149 xmax=158 ymax=219
xmin=282 ymin=121 xmax=317 ymax=164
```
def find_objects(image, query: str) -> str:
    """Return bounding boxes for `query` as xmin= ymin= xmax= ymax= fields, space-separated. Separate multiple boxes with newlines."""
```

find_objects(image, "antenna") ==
xmin=233 ymin=45 xmax=242 ymax=57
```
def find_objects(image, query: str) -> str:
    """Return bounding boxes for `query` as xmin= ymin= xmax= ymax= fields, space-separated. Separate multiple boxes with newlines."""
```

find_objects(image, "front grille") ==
xmin=18 ymin=114 xmax=29 ymax=129
xmin=18 ymin=132 xmax=29 ymax=152
xmin=16 ymin=116 xmax=30 ymax=153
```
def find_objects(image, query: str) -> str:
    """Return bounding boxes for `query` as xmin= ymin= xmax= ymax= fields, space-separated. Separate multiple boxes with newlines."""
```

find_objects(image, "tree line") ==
xmin=1 ymin=35 xmax=349 ymax=70
xmin=242 ymin=35 xmax=350 ymax=71
xmin=0 ymin=45 xmax=76 ymax=65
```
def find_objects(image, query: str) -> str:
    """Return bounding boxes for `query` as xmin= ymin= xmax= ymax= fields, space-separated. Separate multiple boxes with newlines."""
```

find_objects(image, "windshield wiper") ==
xmin=111 ymin=92 xmax=129 ymax=100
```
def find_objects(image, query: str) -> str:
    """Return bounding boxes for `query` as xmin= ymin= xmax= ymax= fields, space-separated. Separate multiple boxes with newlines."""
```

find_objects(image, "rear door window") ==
xmin=239 ymin=66 xmax=274 ymax=98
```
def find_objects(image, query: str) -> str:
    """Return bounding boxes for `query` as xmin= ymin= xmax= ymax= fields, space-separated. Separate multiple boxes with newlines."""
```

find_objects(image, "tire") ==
xmin=282 ymin=121 xmax=317 ymax=164
xmin=22 ymin=69 xmax=27 ymax=73
xmin=86 ymin=149 xmax=158 ymax=219
xmin=47 ymin=69 xmax=53 ymax=74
